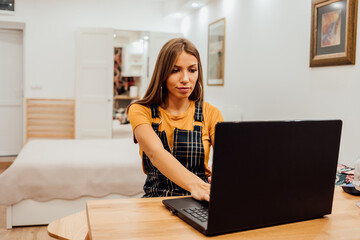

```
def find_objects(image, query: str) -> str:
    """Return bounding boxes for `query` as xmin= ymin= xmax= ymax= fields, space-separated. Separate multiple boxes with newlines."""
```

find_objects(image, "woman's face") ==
xmin=165 ymin=51 xmax=198 ymax=103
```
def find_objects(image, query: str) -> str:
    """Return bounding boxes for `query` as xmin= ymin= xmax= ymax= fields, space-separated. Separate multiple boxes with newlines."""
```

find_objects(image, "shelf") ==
xmin=114 ymin=96 xmax=139 ymax=100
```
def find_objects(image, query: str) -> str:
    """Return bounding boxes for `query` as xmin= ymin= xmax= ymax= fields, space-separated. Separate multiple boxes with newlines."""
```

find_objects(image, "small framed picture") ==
xmin=0 ymin=0 xmax=15 ymax=15
xmin=309 ymin=0 xmax=358 ymax=67
xmin=207 ymin=18 xmax=225 ymax=86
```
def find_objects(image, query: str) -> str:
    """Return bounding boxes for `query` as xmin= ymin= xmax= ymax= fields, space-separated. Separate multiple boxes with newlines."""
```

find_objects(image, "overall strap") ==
xmin=193 ymin=101 xmax=203 ymax=132
xmin=150 ymin=104 xmax=159 ymax=118
xmin=150 ymin=104 xmax=161 ymax=132
xmin=194 ymin=101 xmax=203 ymax=122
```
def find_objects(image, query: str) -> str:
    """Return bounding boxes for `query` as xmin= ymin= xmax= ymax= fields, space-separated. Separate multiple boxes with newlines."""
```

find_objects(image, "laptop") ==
xmin=162 ymin=120 xmax=342 ymax=236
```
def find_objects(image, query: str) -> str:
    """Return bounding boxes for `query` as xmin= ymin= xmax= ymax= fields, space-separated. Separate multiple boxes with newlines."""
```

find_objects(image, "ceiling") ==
xmin=161 ymin=0 xmax=212 ymax=18
xmin=113 ymin=0 xmax=213 ymax=43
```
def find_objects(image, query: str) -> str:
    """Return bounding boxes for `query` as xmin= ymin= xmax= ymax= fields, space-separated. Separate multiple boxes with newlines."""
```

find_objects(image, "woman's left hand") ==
xmin=190 ymin=181 xmax=210 ymax=202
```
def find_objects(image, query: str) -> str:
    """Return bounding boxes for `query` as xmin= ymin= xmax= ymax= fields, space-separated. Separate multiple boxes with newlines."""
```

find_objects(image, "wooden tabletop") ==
xmin=48 ymin=187 xmax=360 ymax=240
xmin=86 ymin=187 xmax=360 ymax=240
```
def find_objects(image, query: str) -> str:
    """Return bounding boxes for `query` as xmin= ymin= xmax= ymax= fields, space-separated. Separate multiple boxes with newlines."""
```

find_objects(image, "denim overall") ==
xmin=143 ymin=101 xmax=208 ymax=197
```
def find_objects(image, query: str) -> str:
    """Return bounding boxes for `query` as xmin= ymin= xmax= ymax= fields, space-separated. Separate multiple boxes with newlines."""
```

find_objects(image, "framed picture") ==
xmin=310 ymin=0 xmax=358 ymax=67
xmin=0 ymin=0 xmax=15 ymax=15
xmin=207 ymin=18 xmax=225 ymax=86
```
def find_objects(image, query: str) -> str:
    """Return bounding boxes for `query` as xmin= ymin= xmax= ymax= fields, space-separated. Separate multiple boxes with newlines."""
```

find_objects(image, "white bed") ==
xmin=0 ymin=137 xmax=146 ymax=229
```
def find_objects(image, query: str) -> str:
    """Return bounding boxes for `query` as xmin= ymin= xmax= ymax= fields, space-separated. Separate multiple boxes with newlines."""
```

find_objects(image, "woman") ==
xmin=128 ymin=38 xmax=223 ymax=202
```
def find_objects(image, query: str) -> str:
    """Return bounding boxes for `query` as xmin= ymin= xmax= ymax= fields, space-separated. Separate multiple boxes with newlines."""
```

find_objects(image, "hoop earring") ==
xmin=198 ymin=83 xmax=203 ymax=99
xmin=160 ymin=86 xmax=163 ymax=103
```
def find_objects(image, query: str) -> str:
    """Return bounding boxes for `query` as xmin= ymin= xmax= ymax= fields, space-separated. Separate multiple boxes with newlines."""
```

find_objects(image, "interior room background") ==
xmin=0 ymin=0 xmax=359 ymax=167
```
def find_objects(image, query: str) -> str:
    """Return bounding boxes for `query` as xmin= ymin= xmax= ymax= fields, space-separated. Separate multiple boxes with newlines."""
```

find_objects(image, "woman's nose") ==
xmin=181 ymin=70 xmax=190 ymax=82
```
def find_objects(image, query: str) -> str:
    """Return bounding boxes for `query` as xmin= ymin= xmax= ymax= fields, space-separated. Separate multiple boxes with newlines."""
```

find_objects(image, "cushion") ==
xmin=336 ymin=164 xmax=354 ymax=186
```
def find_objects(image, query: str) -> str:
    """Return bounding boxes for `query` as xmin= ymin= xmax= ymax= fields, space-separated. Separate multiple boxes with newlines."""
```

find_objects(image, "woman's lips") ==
xmin=177 ymin=87 xmax=191 ymax=93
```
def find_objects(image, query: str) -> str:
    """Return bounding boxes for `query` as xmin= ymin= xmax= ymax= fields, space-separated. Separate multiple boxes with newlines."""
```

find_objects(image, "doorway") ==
xmin=75 ymin=28 xmax=182 ymax=139
xmin=112 ymin=30 xmax=149 ymax=138
xmin=0 ymin=26 xmax=24 ymax=156
xmin=111 ymin=30 xmax=184 ymax=138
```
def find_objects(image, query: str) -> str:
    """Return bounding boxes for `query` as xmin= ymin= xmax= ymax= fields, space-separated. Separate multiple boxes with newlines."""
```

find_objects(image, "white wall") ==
xmin=183 ymin=0 xmax=360 ymax=167
xmin=0 ymin=0 xmax=181 ymax=99
xmin=1 ymin=0 xmax=358 ymax=166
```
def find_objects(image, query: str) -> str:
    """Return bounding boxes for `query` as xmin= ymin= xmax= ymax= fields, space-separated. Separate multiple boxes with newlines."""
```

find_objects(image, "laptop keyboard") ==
xmin=183 ymin=207 xmax=208 ymax=222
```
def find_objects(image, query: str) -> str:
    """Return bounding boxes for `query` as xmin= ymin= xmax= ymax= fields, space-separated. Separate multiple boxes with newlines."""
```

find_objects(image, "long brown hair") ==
xmin=130 ymin=38 xmax=204 ymax=109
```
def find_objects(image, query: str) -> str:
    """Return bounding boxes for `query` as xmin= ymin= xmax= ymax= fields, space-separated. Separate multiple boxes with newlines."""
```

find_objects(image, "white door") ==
xmin=0 ymin=28 xmax=23 ymax=156
xmin=148 ymin=32 xmax=183 ymax=84
xmin=75 ymin=28 xmax=114 ymax=138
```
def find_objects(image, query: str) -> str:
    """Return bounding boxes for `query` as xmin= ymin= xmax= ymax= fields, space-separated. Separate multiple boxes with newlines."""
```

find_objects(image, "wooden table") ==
xmin=47 ymin=211 xmax=89 ymax=240
xmin=48 ymin=187 xmax=360 ymax=240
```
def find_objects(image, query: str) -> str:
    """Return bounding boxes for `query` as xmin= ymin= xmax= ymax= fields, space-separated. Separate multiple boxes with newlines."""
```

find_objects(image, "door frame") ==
xmin=0 ymin=21 xmax=26 ymax=155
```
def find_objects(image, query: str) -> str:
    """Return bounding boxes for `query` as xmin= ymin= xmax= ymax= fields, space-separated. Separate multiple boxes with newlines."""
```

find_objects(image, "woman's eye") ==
xmin=189 ymin=68 xmax=198 ymax=73
xmin=172 ymin=69 xmax=180 ymax=73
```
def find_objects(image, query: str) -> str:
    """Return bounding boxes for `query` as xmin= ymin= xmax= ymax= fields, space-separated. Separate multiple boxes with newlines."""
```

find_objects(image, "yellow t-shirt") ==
xmin=128 ymin=101 xmax=224 ymax=176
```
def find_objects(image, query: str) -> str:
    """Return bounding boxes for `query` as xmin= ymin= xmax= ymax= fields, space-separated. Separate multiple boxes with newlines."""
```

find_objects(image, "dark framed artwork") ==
xmin=0 ymin=0 xmax=15 ymax=15
xmin=310 ymin=0 xmax=358 ymax=67
xmin=207 ymin=18 xmax=225 ymax=86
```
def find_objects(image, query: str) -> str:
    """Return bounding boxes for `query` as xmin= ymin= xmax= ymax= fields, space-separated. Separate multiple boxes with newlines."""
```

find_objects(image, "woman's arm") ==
xmin=134 ymin=123 xmax=210 ymax=201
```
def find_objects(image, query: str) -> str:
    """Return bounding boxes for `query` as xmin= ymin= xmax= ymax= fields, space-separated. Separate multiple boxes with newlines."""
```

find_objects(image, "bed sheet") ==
xmin=0 ymin=138 xmax=146 ymax=205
